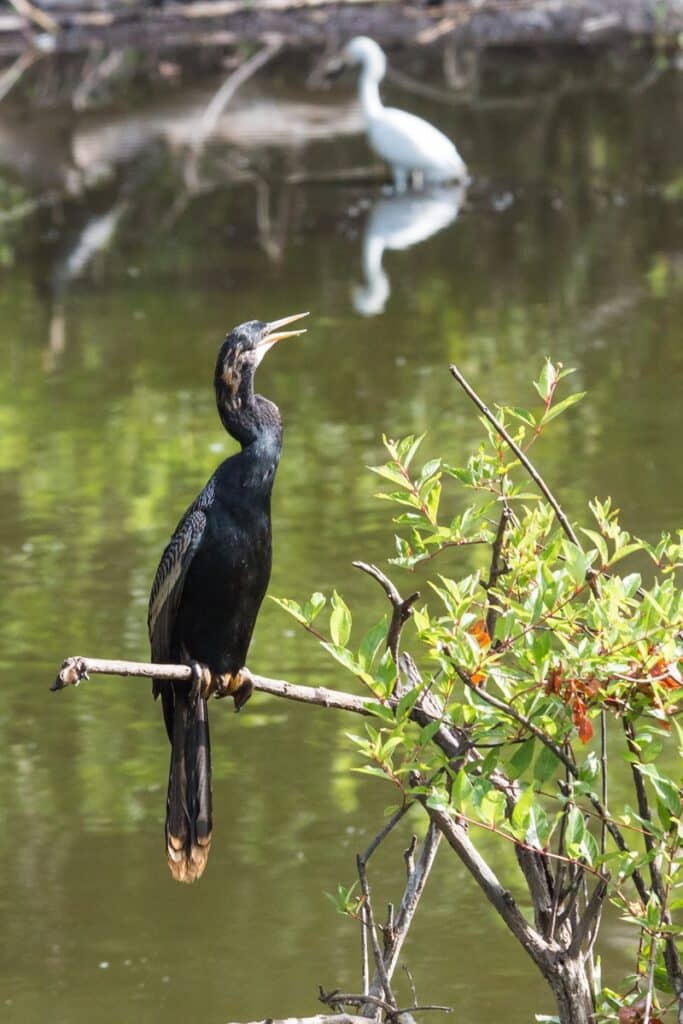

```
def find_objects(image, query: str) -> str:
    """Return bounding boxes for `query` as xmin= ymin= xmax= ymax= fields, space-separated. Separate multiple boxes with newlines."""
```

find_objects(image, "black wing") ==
xmin=148 ymin=507 xmax=206 ymax=668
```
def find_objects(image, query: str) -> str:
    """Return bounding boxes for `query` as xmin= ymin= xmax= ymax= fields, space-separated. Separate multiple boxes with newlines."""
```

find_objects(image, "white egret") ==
xmin=354 ymin=184 xmax=465 ymax=315
xmin=343 ymin=36 xmax=467 ymax=191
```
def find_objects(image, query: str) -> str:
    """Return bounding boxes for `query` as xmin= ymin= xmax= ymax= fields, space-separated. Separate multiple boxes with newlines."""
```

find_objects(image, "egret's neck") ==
xmin=358 ymin=63 xmax=383 ymax=119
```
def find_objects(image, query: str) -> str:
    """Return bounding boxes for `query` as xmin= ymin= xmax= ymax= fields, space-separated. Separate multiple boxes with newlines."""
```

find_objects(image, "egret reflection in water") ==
xmin=353 ymin=184 xmax=465 ymax=316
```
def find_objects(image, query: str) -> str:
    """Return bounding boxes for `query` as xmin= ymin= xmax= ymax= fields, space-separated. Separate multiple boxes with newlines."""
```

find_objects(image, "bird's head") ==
xmin=343 ymin=36 xmax=387 ymax=78
xmin=215 ymin=312 xmax=308 ymax=404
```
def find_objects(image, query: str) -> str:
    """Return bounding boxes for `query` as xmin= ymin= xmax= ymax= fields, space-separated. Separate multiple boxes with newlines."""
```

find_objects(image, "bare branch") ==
xmin=567 ymin=877 xmax=608 ymax=959
xmin=418 ymin=797 xmax=551 ymax=970
xmin=365 ymin=822 xmax=442 ymax=1003
xmin=360 ymin=805 xmax=411 ymax=867
xmin=353 ymin=561 xmax=419 ymax=665
xmin=53 ymin=655 xmax=380 ymax=718
xmin=356 ymin=856 xmax=396 ymax=1009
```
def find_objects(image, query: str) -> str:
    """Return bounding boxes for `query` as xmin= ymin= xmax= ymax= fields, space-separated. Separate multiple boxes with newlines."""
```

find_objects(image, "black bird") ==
xmin=148 ymin=312 xmax=308 ymax=883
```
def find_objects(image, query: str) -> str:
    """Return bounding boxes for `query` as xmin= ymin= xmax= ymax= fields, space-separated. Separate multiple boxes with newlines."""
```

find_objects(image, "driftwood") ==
xmin=0 ymin=0 xmax=682 ymax=59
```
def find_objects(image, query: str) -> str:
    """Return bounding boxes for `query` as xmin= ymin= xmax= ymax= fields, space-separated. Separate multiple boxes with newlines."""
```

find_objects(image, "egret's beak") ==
xmin=261 ymin=311 xmax=309 ymax=347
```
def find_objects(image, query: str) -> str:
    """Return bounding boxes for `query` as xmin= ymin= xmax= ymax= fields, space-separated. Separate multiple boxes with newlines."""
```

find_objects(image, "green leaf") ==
xmin=426 ymin=788 xmax=451 ymax=812
xmin=564 ymin=806 xmax=586 ymax=858
xmin=534 ymin=744 xmax=561 ymax=784
xmin=368 ymin=462 xmax=409 ymax=488
xmin=424 ymin=478 xmax=441 ymax=522
xmin=508 ymin=739 xmax=535 ymax=780
xmin=479 ymin=789 xmax=507 ymax=827
xmin=420 ymin=458 xmax=441 ymax=481
xmin=534 ymin=359 xmax=556 ymax=402
xmin=330 ymin=591 xmax=352 ymax=647
xmin=270 ymin=596 xmax=305 ymax=624
xmin=511 ymin=785 xmax=536 ymax=839
xmin=562 ymin=540 xmax=589 ymax=585
xmin=364 ymin=701 xmax=395 ymax=724
xmin=358 ymin=616 xmax=388 ymax=670
xmin=419 ymin=720 xmax=442 ymax=745
xmin=303 ymin=591 xmax=326 ymax=623
xmin=637 ymin=763 xmax=682 ymax=816
xmin=451 ymin=768 xmax=473 ymax=808
xmin=580 ymin=528 xmax=608 ymax=567
xmin=397 ymin=433 xmax=426 ymax=469
xmin=396 ymin=684 xmax=423 ymax=720
xmin=507 ymin=406 xmax=536 ymax=427
xmin=375 ymin=648 xmax=397 ymax=698
xmin=542 ymin=391 xmax=586 ymax=425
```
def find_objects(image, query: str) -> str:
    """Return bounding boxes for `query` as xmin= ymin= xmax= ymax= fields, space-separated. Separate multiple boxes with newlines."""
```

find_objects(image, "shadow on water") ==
xmin=0 ymin=46 xmax=681 ymax=1024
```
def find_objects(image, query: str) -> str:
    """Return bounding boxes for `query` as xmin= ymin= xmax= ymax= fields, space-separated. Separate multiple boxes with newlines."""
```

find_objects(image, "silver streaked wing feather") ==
xmin=148 ymin=509 xmax=206 ymax=661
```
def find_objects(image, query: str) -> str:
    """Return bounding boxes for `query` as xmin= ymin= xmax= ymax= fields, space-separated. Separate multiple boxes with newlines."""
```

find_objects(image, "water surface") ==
xmin=0 ymin=47 xmax=681 ymax=1024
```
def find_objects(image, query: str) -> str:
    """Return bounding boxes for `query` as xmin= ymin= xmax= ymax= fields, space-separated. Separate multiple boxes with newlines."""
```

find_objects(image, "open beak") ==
xmin=260 ymin=311 xmax=309 ymax=348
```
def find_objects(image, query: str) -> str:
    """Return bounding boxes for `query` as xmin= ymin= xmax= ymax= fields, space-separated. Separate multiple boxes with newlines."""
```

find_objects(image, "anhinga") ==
xmin=148 ymin=312 xmax=308 ymax=883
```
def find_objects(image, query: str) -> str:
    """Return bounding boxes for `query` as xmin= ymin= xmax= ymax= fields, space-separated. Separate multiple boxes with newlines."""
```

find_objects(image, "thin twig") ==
xmin=449 ymin=364 xmax=601 ymax=599
xmin=353 ymin=561 xmax=419 ymax=666
xmin=360 ymin=903 xmax=369 ymax=998
xmin=360 ymin=804 xmax=411 ymax=867
xmin=356 ymin=856 xmax=396 ymax=1008
xmin=567 ymin=877 xmax=609 ymax=958
xmin=484 ymin=502 xmax=511 ymax=641
xmin=368 ymin=822 xmax=442 ymax=1000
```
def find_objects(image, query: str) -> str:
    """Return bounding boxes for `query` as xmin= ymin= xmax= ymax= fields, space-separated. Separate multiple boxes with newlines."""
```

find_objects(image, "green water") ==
xmin=0 ymin=48 xmax=681 ymax=1023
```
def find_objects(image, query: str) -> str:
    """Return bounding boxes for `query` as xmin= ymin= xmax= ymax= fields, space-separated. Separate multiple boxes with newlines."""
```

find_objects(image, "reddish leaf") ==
xmin=545 ymin=666 xmax=563 ymax=696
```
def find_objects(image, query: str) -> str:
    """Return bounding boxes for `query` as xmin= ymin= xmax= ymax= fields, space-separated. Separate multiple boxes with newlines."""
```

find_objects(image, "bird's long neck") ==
xmin=358 ymin=62 xmax=383 ymax=119
xmin=216 ymin=377 xmax=283 ymax=486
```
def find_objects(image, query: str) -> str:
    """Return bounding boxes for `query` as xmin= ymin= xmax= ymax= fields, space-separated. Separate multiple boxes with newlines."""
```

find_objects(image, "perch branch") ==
xmin=53 ymin=655 xmax=380 ymax=717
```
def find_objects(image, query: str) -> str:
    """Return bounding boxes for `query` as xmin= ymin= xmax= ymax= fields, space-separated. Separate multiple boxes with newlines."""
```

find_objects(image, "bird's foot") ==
xmin=214 ymin=669 xmax=254 ymax=713
xmin=189 ymin=661 xmax=213 ymax=707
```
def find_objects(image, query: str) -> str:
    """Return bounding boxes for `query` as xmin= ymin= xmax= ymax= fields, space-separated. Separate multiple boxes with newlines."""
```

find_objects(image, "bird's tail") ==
xmin=163 ymin=685 xmax=212 ymax=884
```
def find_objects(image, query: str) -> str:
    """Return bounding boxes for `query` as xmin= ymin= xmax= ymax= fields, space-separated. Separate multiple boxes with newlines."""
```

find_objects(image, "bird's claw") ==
xmin=189 ymin=661 xmax=213 ymax=708
xmin=213 ymin=669 xmax=254 ymax=712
